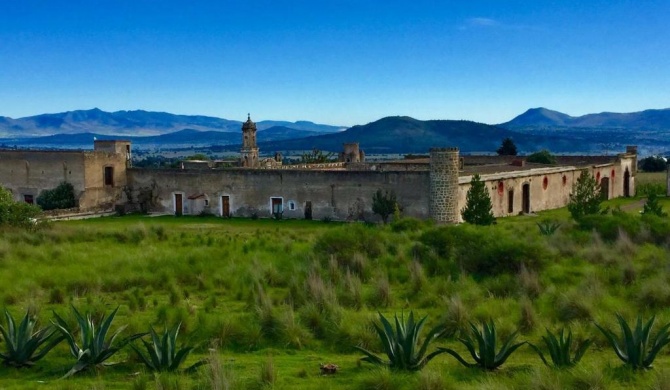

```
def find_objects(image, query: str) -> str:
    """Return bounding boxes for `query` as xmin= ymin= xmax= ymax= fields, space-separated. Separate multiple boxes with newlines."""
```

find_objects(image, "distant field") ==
xmin=1 ymin=199 xmax=670 ymax=389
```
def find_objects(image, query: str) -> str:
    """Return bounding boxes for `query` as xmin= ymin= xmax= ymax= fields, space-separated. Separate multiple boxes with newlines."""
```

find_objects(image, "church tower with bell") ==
xmin=240 ymin=113 xmax=259 ymax=168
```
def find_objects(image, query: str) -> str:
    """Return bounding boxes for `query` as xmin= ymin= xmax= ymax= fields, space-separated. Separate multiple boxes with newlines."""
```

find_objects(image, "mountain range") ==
xmin=0 ymin=108 xmax=343 ymax=137
xmin=501 ymin=107 xmax=670 ymax=129
xmin=2 ymin=107 xmax=670 ymax=155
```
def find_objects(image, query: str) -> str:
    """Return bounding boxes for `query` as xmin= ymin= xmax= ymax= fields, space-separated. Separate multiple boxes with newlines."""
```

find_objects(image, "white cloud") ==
xmin=466 ymin=17 xmax=500 ymax=27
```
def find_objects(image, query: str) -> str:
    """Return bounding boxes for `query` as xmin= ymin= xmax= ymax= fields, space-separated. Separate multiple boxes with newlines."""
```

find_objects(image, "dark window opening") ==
xmin=23 ymin=195 xmax=34 ymax=204
xmin=104 ymin=166 xmax=114 ymax=186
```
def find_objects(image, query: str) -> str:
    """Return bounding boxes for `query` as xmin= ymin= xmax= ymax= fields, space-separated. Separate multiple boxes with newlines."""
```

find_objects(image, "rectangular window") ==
xmin=104 ymin=166 xmax=114 ymax=186
xmin=23 ymin=194 xmax=34 ymax=204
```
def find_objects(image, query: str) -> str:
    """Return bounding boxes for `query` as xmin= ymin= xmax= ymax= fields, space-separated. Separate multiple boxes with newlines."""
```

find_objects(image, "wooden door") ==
xmin=304 ymin=201 xmax=312 ymax=220
xmin=600 ymin=177 xmax=610 ymax=200
xmin=175 ymin=194 xmax=183 ymax=216
xmin=221 ymin=196 xmax=230 ymax=217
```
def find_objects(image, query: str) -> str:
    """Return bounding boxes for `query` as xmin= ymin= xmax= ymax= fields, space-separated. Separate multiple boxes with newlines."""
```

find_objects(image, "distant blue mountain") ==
xmin=0 ymin=126 xmax=326 ymax=149
xmin=0 ymin=108 xmax=343 ymax=138
xmin=502 ymin=107 xmax=670 ymax=129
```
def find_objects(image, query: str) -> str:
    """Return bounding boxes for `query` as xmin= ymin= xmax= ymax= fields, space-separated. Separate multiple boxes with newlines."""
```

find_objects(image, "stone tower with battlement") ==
xmin=429 ymin=147 xmax=460 ymax=224
xmin=240 ymin=114 xmax=259 ymax=168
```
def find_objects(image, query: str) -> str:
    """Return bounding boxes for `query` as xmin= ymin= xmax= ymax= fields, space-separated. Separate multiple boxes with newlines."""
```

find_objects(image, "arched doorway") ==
xmin=623 ymin=168 xmax=630 ymax=197
xmin=522 ymin=183 xmax=531 ymax=214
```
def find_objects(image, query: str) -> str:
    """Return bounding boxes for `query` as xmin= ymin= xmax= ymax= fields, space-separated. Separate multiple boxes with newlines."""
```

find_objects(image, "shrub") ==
xmin=0 ymin=186 xmax=41 ymax=229
xmin=440 ymin=320 xmax=525 ymax=370
xmin=577 ymin=212 xmax=641 ymax=241
xmin=461 ymin=174 xmax=495 ymax=226
xmin=643 ymin=190 xmax=667 ymax=217
xmin=314 ymin=224 xmax=383 ymax=262
xmin=36 ymin=181 xmax=76 ymax=210
xmin=355 ymin=312 xmax=446 ymax=371
xmin=526 ymin=150 xmax=556 ymax=164
xmin=595 ymin=314 xmax=670 ymax=370
xmin=372 ymin=189 xmax=399 ymax=224
xmin=390 ymin=217 xmax=425 ymax=233
xmin=420 ymin=224 xmax=546 ymax=277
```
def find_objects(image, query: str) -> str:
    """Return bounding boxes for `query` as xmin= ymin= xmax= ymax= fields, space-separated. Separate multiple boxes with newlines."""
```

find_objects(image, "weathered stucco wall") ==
xmin=0 ymin=145 xmax=129 ymax=210
xmin=0 ymin=150 xmax=87 ymax=203
xmin=127 ymin=168 xmax=431 ymax=221
xmin=457 ymin=154 xmax=636 ymax=220
xmin=81 ymin=151 xmax=129 ymax=209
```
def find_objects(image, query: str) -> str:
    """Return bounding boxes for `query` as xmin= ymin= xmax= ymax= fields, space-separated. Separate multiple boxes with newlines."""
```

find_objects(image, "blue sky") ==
xmin=0 ymin=1 xmax=668 ymax=126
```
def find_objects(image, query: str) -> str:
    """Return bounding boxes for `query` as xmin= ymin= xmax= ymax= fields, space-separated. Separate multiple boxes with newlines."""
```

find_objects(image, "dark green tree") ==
xmin=567 ymin=170 xmax=602 ymax=220
xmin=301 ymin=149 xmax=334 ymax=164
xmin=527 ymin=150 xmax=557 ymax=164
xmin=36 ymin=182 xmax=76 ymax=211
xmin=639 ymin=156 xmax=668 ymax=172
xmin=461 ymin=174 xmax=495 ymax=225
xmin=372 ymin=189 xmax=398 ymax=224
xmin=642 ymin=189 xmax=667 ymax=217
xmin=496 ymin=137 xmax=518 ymax=156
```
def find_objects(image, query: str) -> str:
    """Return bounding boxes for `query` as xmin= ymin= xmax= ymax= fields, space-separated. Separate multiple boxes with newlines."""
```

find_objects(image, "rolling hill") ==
xmin=252 ymin=116 xmax=585 ymax=154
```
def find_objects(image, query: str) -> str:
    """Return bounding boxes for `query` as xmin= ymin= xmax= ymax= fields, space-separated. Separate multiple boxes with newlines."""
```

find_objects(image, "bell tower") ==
xmin=240 ymin=113 xmax=259 ymax=168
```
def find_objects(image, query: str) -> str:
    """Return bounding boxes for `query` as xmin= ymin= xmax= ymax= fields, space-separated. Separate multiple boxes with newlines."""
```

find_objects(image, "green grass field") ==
xmin=1 ymin=191 xmax=670 ymax=389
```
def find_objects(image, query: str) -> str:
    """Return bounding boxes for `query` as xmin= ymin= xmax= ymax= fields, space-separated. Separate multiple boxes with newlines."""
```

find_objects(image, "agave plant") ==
xmin=528 ymin=327 xmax=591 ymax=368
xmin=537 ymin=220 xmax=561 ymax=236
xmin=0 ymin=309 xmax=64 ymax=367
xmin=52 ymin=306 xmax=146 ymax=378
xmin=440 ymin=320 xmax=525 ymax=370
xmin=355 ymin=311 xmax=446 ymax=371
xmin=131 ymin=323 xmax=206 ymax=372
xmin=595 ymin=314 xmax=670 ymax=370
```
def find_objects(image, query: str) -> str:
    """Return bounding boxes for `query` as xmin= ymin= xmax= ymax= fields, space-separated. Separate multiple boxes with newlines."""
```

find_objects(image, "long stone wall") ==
xmin=127 ymin=168 xmax=431 ymax=221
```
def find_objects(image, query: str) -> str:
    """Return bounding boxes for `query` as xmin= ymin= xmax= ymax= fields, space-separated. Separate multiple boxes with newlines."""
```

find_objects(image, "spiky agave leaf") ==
xmin=53 ymin=306 xmax=146 ymax=378
xmin=529 ymin=327 xmax=591 ymax=368
xmin=440 ymin=320 xmax=525 ymax=370
xmin=595 ymin=314 xmax=670 ymax=370
xmin=354 ymin=311 xmax=445 ymax=371
xmin=0 ymin=309 xmax=64 ymax=368
xmin=130 ymin=323 xmax=205 ymax=372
